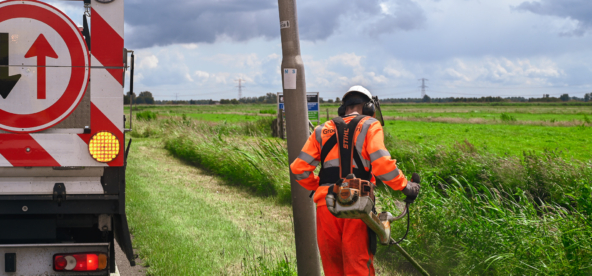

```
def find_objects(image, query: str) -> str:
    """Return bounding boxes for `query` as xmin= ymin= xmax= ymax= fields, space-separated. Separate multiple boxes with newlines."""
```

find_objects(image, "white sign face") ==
xmin=0 ymin=18 xmax=71 ymax=114
xmin=283 ymin=68 xmax=297 ymax=90
xmin=0 ymin=1 xmax=90 ymax=133
xmin=280 ymin=20 xmax=290 ymax=29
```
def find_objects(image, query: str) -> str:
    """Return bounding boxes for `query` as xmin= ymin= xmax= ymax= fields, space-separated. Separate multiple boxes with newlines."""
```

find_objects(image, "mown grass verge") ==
xmin=125 ymin=138 xmax=297 ymax=275
xmin=131 ymin=117 xmax=292 ymax=204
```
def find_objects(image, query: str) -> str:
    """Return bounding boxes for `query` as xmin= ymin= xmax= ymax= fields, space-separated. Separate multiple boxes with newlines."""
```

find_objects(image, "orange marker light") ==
xmin=88 ymin=131 xmax=120 ymax=163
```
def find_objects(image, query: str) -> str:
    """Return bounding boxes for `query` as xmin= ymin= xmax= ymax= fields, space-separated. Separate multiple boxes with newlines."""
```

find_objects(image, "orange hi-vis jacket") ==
xmin=290 ymin=114 xmax=408 ymax=207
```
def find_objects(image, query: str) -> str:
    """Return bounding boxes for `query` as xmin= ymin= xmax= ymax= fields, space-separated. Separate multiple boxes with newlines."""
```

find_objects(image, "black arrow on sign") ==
xmin=0 ymin=33 xmax=21 ymax=99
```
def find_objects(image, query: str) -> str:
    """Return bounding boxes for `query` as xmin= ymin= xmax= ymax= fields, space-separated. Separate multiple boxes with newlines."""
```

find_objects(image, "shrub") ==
xmin=500 ymin=113 xmax=516 ymax=122
xmin=136 ymin=111 xmax=157 ymax=121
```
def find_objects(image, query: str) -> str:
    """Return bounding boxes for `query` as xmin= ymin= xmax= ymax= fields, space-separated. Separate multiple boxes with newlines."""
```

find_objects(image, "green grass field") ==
xmin=383 ymin=120 xmax=592 ymax=160
xmin=124 ymin=103 xmax=592 ymax=275
xmin=128 ymin=103 xmax=592 ymax=161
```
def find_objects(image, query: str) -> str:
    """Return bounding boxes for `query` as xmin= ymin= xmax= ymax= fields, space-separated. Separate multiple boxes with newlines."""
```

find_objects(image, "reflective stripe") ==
xmin=376 ymin=169 xmax=400 ymax=182
xmin=325 ymin=158 xmax=359 ymax=168
xmin=298 ymin=151 xmax=318 ymax=166
xmin=294 ymin=171 xmax=311 ymax=181
xmin=369 ymin=149 xmax=390 ymax=162
xmin=324 ymin=159 xmax=339 ymax=168
xmin=315 ymin=123 xmax=325 ymax=150
xmin=360 ymin=158 xmax=371 ymax=169
xmin=356 ymin=118 xmax=376 ymax=168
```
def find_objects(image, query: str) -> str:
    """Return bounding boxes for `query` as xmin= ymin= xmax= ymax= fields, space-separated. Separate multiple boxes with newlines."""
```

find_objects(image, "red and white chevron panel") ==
xmin=0 ymin=0 xmax=125 ymax=167
xmin=86 ymin=0 xmax=125 ymax=167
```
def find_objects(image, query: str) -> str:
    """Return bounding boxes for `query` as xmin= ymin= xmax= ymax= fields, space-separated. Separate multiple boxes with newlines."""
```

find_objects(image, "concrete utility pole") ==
xmin=277 ymin=0 xmax=321 ymax=275
xmin=418 ymin=78 xmax=428 ymax=97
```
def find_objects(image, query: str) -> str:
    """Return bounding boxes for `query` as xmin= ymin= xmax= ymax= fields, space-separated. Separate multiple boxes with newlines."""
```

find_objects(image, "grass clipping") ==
xmin=158 ymin=118 xmax=292 ymax=204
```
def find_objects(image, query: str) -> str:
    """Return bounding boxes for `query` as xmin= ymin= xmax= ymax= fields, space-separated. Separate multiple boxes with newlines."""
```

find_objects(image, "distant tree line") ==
xmin=124 ymin=91 xmax=155 ymax=104
xmin=319 ymin=97 xmax=341 ymax=103
xmin=218 ymin=93 xmax=277 ymax=104
xmin=125 ymin=91 xmax=592 ymax=105
xmin=377 ymin=94 xmax=592 ymax=103
xmin=125 ymin=92 xmax=278 ymax=105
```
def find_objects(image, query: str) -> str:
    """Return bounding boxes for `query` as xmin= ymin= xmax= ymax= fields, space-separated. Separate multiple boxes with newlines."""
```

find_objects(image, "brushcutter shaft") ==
xmin=389 ymin=239 xmax=430 ymax=276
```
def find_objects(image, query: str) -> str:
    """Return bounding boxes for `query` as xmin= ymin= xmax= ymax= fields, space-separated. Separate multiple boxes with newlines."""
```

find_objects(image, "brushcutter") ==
xmin=326 ymin=173 xmax=430 ymax=276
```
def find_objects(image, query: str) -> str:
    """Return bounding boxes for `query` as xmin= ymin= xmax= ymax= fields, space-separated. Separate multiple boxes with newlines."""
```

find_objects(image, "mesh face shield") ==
xmin=372 ymin=96 xmax=384 ymax=126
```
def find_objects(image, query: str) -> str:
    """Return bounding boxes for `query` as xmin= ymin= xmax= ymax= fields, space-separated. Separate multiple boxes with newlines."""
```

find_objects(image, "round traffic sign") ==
xmin=0 ymin=0 xmax=90 ymax=133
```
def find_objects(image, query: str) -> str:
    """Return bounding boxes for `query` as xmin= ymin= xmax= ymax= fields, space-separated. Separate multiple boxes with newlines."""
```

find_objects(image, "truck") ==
xmin=0 ymin=0 xmax=135 ymax=274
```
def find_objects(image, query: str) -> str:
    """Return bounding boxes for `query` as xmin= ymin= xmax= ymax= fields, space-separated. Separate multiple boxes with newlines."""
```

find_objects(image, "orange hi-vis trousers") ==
xmin=317 ymin=205 xmax=375 ymax=276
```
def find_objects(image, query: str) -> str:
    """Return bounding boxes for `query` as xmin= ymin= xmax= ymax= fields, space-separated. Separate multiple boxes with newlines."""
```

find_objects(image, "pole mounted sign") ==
xmin=278 ymin=92 xmax=320 ymax=125
xmin=0 ymin=1 xmax=90 ymax=133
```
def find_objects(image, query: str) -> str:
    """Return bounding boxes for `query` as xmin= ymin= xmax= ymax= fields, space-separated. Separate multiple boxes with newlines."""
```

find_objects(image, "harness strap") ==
xmin=320 ymin=134 xmax=337 ymax=169
xmin=333 ymin=115 xmax=365 ymax=178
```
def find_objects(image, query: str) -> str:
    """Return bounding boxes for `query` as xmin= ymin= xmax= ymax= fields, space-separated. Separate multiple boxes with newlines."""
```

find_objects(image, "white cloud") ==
xmin=440 ymin=57 xmax=563 ymax=86
xmin=194 ymin=70 xmax=210 ymax=80
xmin=138 ymin=55 xmax=159 ymax=69
xmin=207 ymin=53 xmax=262 ymax=68
xmin=303 ymin=53 xmax=392 ymax=91
xmin=383 ymin=65 xmax=415 ymax=79
xmin=181 ymin=43 xmax=199 ymax=50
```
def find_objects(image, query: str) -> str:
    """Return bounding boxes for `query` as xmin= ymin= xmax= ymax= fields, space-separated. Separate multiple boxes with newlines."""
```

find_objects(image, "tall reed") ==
xmin=160 ymin=118 xmax=292 ymax=203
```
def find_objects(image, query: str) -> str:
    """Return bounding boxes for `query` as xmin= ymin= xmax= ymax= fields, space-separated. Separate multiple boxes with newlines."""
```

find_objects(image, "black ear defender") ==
xmin=338 ymin=104 xmax=346 ymax=116
xmin=339 ymin=94 xmax=375 ymax=117
xmin=362 ymin=101 xmax=375 ymax=116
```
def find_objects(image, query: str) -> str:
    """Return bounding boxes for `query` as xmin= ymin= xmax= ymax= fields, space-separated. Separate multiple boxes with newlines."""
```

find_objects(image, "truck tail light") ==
xmin=53 ymin=253 xmax=108 ymax=271
xmin=88 ymin=131 xmax=120 ymax=163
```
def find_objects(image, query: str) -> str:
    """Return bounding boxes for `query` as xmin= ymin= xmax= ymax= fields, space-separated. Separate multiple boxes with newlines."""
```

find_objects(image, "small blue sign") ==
xmin=279 ymin=103 xmax=284 ymax=110
xmin=307 ymin=102 xmax=318 ymax=111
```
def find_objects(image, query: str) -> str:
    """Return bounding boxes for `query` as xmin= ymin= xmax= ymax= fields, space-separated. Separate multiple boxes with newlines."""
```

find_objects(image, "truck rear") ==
xmin=0 ymin=0 xmax=135 ymax=274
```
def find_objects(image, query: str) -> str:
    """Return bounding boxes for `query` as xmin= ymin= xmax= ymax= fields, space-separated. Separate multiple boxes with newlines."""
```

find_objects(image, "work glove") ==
xmin=402 ymin=173 xmax=421 ymax=204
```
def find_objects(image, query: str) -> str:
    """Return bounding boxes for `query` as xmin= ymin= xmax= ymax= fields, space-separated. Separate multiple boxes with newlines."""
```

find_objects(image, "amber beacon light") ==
xmin=88 ymin=131 xmax=120 ymax=163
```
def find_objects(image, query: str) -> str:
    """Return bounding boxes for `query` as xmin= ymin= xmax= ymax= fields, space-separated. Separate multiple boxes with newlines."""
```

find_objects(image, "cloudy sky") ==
xmin=48 ymin=0 xmax=592 ymax=100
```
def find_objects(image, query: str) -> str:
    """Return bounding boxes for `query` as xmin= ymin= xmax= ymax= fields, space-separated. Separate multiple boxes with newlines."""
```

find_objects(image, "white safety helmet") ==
xmin=343 ymin=85 xmax=372 ymax=102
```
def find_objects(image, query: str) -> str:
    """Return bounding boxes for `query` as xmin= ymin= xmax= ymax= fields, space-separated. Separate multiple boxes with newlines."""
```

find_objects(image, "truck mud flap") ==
xmin=113 ymin=213 xmax=135 ymax=266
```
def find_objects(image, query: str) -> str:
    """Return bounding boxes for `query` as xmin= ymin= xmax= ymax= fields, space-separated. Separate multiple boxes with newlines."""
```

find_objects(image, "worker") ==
xmin=290 ymin=85 xmax=420 ymax=275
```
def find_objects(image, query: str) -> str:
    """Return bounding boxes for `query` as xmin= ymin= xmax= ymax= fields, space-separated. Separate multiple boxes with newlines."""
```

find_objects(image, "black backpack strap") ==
xmin=318 ymin=115 xmax=367 ymax=184
xmin=353 ymin=146 xmax=371 ymax=180
xmin=334 ymin=115 xmax=365 ymax=178
xmin=320 ymin=134 xmax=336 ymax=168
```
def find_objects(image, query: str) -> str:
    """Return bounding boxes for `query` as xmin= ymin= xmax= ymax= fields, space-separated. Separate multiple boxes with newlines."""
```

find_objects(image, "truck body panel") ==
xmin=0 ymin=243 xmax=109 ymax=276
xmin=0 ymin=0 xmax=135 ymax=274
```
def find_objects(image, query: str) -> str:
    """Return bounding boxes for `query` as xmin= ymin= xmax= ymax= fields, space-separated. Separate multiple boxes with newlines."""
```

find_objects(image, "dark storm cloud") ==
xmin=516 ymin=0 xmax=592 ymax=36
xmin=124 ymin=0 xmax=278 ymax=48
xmin=123 ymin=0 xmax=426 ymax=48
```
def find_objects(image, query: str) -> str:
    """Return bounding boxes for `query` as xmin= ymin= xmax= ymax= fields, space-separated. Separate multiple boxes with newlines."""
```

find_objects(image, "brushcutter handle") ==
xmin=379 ymin=204 xmax=409 ymax=222
xmin=403 ymin=173 xmax=421 ymax=204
